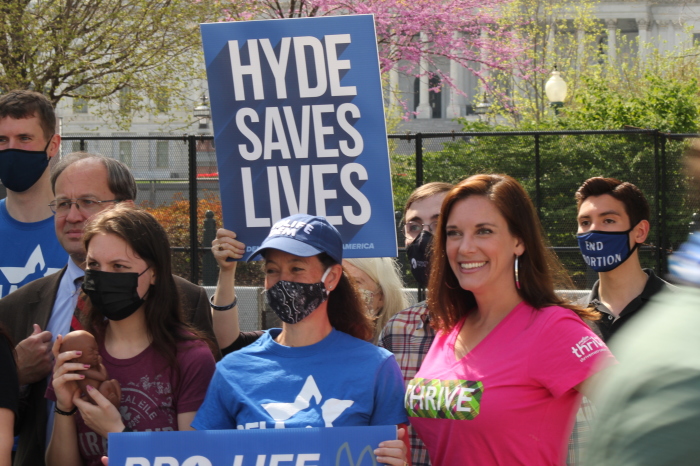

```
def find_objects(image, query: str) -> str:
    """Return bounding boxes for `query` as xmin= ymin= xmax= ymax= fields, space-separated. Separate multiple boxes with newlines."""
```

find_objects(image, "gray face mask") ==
xmin=265 ymin=268 xmax=331 ymax=324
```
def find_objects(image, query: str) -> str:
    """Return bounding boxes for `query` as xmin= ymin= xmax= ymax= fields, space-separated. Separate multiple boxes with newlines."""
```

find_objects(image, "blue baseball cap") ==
xmin=247 ymin=214 xmax=343 ymax=264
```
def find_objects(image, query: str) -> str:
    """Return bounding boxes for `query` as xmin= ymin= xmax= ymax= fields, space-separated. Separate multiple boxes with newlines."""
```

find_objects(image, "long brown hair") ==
xmin=82 ymin=206 xmax=214 ymax=374
xmin=428 ymin=174 xmax=598 ymax=331
xmin=320 ymin=254 xmax=374 ymax=342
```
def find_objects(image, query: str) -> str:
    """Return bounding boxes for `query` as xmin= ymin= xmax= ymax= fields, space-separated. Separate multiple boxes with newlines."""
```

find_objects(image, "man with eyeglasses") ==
xmin=378 ymin=181 xmax=452 ymax=466
xmin=0 ymin=91 xmax=67 ymax=299
xmin=0 ymin=152 xmax=220 ymax=466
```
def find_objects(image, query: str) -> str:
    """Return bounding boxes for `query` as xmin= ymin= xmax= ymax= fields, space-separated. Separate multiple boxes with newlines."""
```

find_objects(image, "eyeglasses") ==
xmin=49 ymin=198 xmax=121 ymax=215
xmin=404 ymin=221 xmax=438 ymax=239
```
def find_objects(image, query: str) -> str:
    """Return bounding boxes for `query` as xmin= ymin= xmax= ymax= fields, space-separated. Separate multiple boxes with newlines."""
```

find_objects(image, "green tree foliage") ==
xmin=560 ymin=64 xmax=700 ymax=133
xmin=484 ymin=0 xmax=602 ymax=125
xmin=145 ymin=192 xmax=264 ymax=285
xmin=392 ymin=130 xmax=698 ymax=286
xmin=0 ymin=0 xmax=226 ymax=127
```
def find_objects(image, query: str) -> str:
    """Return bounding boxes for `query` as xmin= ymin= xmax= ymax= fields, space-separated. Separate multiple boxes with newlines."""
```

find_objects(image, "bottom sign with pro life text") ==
xmin=108 ymin=425 xmax=396 ymax=466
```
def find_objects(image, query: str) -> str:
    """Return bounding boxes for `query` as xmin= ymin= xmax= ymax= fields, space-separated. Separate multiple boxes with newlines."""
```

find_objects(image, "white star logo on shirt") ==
xmin=261 ymin=375 xmax=354 ymax=427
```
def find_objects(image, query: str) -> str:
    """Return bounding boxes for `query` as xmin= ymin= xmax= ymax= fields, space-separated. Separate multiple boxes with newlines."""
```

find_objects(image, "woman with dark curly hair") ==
xmin=407 ymin=174 xmax=615 ymax=465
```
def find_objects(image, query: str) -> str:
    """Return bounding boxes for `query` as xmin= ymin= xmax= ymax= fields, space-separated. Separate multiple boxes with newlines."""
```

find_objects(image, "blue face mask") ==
xmin=577 ymin=227 xmax=639 ymax=272
xmin=0 ymin=138 xmax=52 ymax=193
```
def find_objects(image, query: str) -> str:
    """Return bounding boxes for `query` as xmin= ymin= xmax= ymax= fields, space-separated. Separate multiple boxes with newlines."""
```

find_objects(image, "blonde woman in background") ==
xmin=343 ymin=257 xmax=410 ymax=344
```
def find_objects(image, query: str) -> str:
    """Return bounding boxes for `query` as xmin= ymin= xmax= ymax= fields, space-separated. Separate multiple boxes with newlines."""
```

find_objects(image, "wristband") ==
xmin=54 ymin=404 xmax=77 ymax=416
xmin=210 ymin=295 xmax=237 ymax=311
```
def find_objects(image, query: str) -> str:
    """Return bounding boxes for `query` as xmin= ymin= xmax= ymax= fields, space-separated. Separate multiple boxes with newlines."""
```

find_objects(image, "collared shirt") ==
xmin=46 ymin=259 xmax=85 ymax=342
xmin=584 ymin=268 xmax=673 ymax=341
xmin=45 ymin=259 xmax=84 ymax=447
xmin=567 ymin=268 xmax=673 ymax=465
xmin=378 ymin=301 xmax=435 ymax=466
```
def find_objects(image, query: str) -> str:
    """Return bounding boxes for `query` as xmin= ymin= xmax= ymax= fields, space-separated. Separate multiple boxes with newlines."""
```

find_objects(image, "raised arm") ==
xmin=210 ymin=228 xmax=246 ymax=350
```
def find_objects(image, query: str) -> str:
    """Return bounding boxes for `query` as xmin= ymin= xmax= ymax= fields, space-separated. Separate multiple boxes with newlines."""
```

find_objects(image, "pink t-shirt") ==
xmin=48 ymin=338 xmax=215 ymax=466
xmin=407 ymin=302 xmax=615 ymax=466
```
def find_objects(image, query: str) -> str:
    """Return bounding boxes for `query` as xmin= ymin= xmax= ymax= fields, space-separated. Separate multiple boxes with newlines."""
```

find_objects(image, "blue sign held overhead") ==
xmin=200 ymin=15 xmax=397 ymax=260
xmin=108 ymin=425 xmax=396 ymax=465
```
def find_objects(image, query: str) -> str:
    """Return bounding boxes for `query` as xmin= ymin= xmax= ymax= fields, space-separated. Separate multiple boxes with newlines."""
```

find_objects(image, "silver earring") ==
xmin=514 ymin=255 xmax=521 ymax=290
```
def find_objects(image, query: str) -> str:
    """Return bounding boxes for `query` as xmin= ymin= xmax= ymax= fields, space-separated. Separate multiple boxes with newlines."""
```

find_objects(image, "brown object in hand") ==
xmin=59 ymin=330 xmax=121 ymax=409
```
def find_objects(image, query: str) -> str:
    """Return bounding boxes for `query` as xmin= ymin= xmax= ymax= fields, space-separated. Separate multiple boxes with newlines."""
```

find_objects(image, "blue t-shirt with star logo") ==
xmin=0 ymin=198 xmax=67 ymax=297
xmin=192 ymin=328 xmax=408 ymax=430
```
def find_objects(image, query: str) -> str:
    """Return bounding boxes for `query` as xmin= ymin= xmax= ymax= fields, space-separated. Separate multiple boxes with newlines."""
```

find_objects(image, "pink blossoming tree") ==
xmin=221 ymin=0 xmax=528 ymax=110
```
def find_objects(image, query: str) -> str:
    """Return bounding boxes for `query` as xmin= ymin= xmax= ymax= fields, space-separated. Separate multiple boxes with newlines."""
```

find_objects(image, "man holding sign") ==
xmin=200 ymin=15 xmax=397 ymax=260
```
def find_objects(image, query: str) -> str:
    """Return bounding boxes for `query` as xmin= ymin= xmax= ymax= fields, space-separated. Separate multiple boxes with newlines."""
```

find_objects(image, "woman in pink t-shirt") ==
xmin=407 ymin=174 xmax=615 ymax=465
xmin=46 ymin=207 xmax=216 ymax=466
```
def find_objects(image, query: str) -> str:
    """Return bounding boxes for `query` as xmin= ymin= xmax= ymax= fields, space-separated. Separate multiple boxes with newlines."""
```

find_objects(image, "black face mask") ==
xmin=406 ymin=230 xmax=433 ymax=288
xmin=82 ymin=268 xmax=150 ymax=321
xmin=0 ymin=138 xmax=52 ymax=192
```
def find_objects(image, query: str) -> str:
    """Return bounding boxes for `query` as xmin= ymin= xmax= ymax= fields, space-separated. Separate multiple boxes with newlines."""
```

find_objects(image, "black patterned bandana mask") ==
xmin=265 ymin=268 xmax=331 ymax=324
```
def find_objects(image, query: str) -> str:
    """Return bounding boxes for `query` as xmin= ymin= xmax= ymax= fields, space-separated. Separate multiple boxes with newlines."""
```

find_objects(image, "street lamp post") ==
xmin=193 ymin=93 xmax=211 ymax=132
xmin=473 ymin=97 xmax=492 ymax=121
xmin=545 ymin=68 xmax=567 ymax=115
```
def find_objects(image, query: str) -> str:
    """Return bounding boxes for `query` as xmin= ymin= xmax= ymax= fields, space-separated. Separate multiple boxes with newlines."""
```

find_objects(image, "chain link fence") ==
xmin=53 ymin=131 xmax=700 ymax=328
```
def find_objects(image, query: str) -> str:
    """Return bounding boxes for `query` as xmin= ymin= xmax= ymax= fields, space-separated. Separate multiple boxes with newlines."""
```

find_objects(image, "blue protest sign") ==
xmin=200 ymin=15 xmax=397 ymax=260
xmin=108 ymin=425 xmax=396 ymax=465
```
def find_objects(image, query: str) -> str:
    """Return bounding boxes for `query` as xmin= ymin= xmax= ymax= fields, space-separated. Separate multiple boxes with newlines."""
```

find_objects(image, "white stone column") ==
xmin=576 ymin=26 xmax=585 ymax=73
xmin=416 ymin=33 xmax=432 ymax=119
xmin=389 ymin=65 xmax=399 ymax=111
xmin=637 ymin=18 xmax=649 ymax=65
xmin=446 ymin=59 xmax=463 ymax=118
xmin=606 ymin=19 xmax=617 ymax=65
xmin=479 ymin=28 xmax=490 ymax=96
xmin=656 ymin=19 xmax=671 ymax=53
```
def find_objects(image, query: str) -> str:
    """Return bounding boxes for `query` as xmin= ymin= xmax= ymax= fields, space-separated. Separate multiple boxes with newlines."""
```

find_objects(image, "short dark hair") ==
xmin=403 ymin=182 xmax=453 ymax=220
xmin=575 ymin=177 xmax=650 ymax=227
xmin=0 ymin=90 xmax=56 ymax=141
xmin=51 ymin=152 xmax=137 ymax=200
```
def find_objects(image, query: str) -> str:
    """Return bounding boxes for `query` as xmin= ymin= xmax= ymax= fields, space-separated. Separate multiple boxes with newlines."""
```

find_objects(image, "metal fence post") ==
xmin=415 ymin=133 xmax=423 ymax=188
xmin=414 ymin=132 xmax=424 ymax=301
xmin=202 ymin=210 xmax=218 ymax=286
xmin=534 ymin=133 xmax=541 ymax=219
xmin=653 ymin=131 xmax=661 ymax=273
xmin=660 ymin=133 xmax=668 ymax=274
xmin=188 ymin=135 xmax=199 ymax=284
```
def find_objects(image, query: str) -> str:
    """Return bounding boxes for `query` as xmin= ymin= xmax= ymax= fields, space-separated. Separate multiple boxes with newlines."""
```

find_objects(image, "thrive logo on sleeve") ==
xmin=405 ymin=378 xmax=484 ymax=420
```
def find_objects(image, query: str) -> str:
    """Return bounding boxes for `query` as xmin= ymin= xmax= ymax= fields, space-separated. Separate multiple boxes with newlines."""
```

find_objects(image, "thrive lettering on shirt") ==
xmin=405 ymin=378 xmax=483 ymax=420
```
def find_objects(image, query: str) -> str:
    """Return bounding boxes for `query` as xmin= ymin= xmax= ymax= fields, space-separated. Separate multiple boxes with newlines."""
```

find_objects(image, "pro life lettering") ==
xmin=125 ymin=454 xmax=321 ymax=466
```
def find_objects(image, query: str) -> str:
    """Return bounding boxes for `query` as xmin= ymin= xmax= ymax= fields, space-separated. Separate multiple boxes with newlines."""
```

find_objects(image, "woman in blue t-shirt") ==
xmin=193 ymin=214 xmax=409 ymax=465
